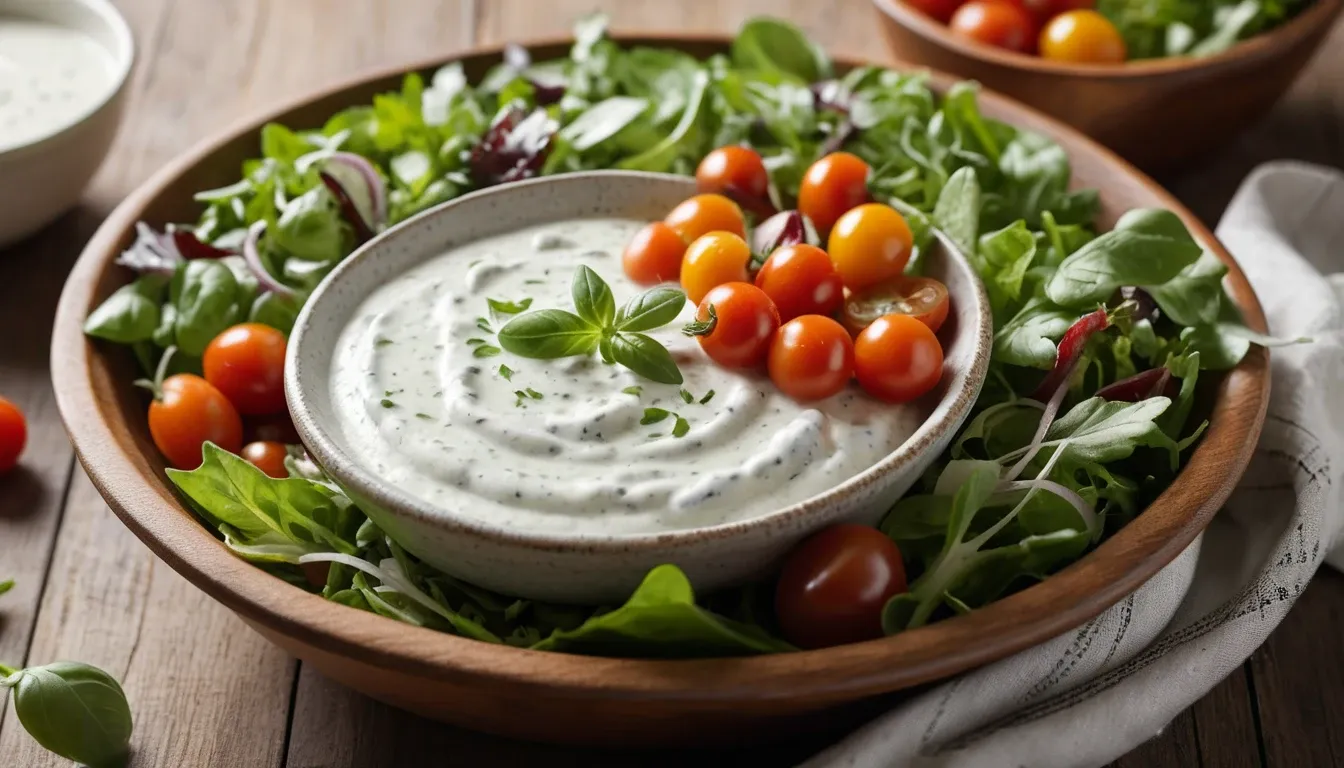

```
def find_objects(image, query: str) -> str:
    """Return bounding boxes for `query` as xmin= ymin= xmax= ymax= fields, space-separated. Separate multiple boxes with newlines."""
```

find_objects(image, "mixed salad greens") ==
xmin=83 ymin=15 xmax=1295 ymax=658
xmin=1098 ymin=0 xmax=1314 ymax=59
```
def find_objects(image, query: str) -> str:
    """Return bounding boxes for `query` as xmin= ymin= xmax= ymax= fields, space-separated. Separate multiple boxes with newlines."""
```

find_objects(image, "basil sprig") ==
xmin=498 ymin=266 xmax=687 ymax=385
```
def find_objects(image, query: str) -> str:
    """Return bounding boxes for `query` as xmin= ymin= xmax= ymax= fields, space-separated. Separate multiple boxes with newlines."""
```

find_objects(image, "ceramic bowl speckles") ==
xmin=285 ymin=171 xmax=993 ymax=604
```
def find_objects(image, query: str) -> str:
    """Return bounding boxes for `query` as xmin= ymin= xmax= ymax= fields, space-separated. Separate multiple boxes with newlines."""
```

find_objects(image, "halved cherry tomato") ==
xmin=827 ymin=203 xmax=914 ymax=291
xmin=1039 ymin=10 xmax=1126 ymax=63
xmin=768 ymin=315 xmax=855 ymax=402
xmin=685 ymin=283 xmax=781 ymax=368
xmin=664 ymin=194 xmax=747 ymax=243
xmin=854 ymin=314 xmax=944 ymax=403
xmin=242 ymin=440 xmax=289 ymax=479
xmin=623 ymin=222 xmax=687 ymax=285
xmin=775 ymin=524 xmax=908 ymax=649
xmin=949 ymin=0 xmax=1037 ymax=53
xmin=695 ymin=146 xmax=770 ymax=201
xmin=753 ymin=244 xmax=844 ymax=322
xmin=203 ymin=323 xmax=288 ymax=415
xmin=680 ymin=231 xmax=751 ymax=304
xmin=905 ymin=0 xmax=968 ymax=23
xmin=841 ymin=276 xmax=950 ymax=336
xmin=798 ymin=152 xmax=870 ymax=235
xmin=0 ymin=395 xmax=27 ymax=474
xmin=148 ymin=374 xmax=243 ymax=470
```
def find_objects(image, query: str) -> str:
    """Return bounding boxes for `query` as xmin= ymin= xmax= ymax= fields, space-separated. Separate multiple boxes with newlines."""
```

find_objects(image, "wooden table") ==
xmin=1 ymin=1 xmax=1340 ymax=766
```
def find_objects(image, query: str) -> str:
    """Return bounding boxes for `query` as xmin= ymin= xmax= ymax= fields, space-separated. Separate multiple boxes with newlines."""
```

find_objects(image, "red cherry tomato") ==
xmin=0 ymin=395 xmax=27 ymax=474
xmin=695 ymin=146 xmax=770 ymax=201
xmin=1039 ymin=9 xmax=1126 ymax=63
xmin=854 ymin=314 xmax=945 ymax=403
xmin=148 ymin=374 xmax=244 ymax=470
xmin=768 ymin=315 xmax=855 ymax=402
xmin=664 ymin=194 xmax=747 ymax=243
xmin=827 ymin=203 xmax=915 ymax=291
xmin=775 ymin=524 xmax=908 ymax=649
xmin=623 ymin=222 xmax=687 ymax=285
xmin=241 ymin=440 xmax=290 ymax=479
xmin=686 ymin=283 xmax=781 ymax=368
xmin=798 ymin=152 xmax=870 ymax=235
xmin=680 ymin=231 xmax=751 ymax=305
xmin=203 ymin=323 xmax=288 ymax=415
xmin=905 ymin=0 xmax=968 ymax=23
xmin=841 ymin=276 xmax=951 ymax=336
xmin=949 ymin=0 xmax=1038 ymax=53
xmin=753 ymin=244 xmax=844 ymax=322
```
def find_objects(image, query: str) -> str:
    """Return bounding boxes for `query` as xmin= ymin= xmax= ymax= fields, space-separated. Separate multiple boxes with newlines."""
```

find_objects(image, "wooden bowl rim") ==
xmin=51 ymin=33 xmax=1270 ymax=703
xmin=871 ymin=0 xmax=1344 ymax=79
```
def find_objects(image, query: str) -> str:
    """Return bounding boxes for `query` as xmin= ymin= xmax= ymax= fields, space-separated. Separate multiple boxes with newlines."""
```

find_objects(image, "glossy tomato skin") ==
xmin=798 ymin=153 xmax=870 ymax=235
xmin=149 ymin=374 xmax=244 ymax=470
xmin=203 ymin=323 xmax=288 ymax=415
xmin=754 ymin=244 xmax=844 ymax=322
xmin=242 ymin=440 xmax=289 ymax=479
xmin=827 ymin=203 xmax=914 ymax=291
xmin=1039 ymin=10 xmax=1126 ymax=63
xmin=623 ymin=222 xmax=687 ymax=285
xmin=695 ymin=146 xmax=770 ymax=200
xmin=841 ymin=276 xmax=951 ymax=336
xmin=768 ymin=315 xmax=856 ymax=402
xmin=775 ymin=524 xmax=908 ymax=649
xmin=949 ymin=0 xmax=1038 ymax=53
xmin=905 ymin=0 xmax=967 ymax=23
xmin=690 ymin=283 xmax=781 ymax=368
xmin=664 ymin=194 xmax=746 ymax=243
xmin=680 ymin=231 xmax=751 ymax=304
xmin=854 ymin=314 xmax=945 ymax=403
xmin=0 ymin=395 xmax=27 ymax=474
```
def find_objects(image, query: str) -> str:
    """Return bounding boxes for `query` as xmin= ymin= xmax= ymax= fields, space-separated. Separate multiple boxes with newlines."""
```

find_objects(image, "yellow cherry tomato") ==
xmin=826 ymin=203 xmax=914 ymax=291
xmin=1039 ymin=10 xmax=1127 ymax=64
xmin=665 ymin=194 xmax=747 ymax=243
xmin=680 ymin=231 xmax=751 ymax=304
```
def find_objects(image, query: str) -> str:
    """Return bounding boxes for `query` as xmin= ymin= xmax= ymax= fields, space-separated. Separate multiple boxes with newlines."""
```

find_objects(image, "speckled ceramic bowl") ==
xmin=286 ymin=170 xmax=992 ymax=604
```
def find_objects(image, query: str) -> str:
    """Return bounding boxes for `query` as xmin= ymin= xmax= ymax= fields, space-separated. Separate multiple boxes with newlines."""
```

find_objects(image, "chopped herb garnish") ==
xmin=679 ymin=389 xmax=694 ymax=404
xmin=699 ymin=389 xmax=716 ymax=404
xmin=622 ymin=386 xmax=643 ymax=397
xmin=524 ymin=279 xmax=545 ymax=285
xmin=498 ymin=364 xmax=514 ymax=380
xmin=488 ymin=297 xmax=534 ymax=315
xmin=672 ymin=415 xmax=691 ymax=438
xmin=648 ymin=433 xmax=664 ymax=439
xmin=473 ymin=345 xmax=502 ymax=358
xmin=466 ymin=338 xmax=486 ymax=346
xmin=525 ymin=388 xmax=544 ymax=399
xmin=641 ymin=407 xmax=671 ymax=425
xmin=374 ymin=337 xmax=394 ymax=347
xmin=415 ymin=413 xmax=433 ymax=420
xmin=383 ymin=389 xmax=403 ymax=397
xmin=475 ymin=317 xmax=493 ymax=333
xmin=380 ymin=398 xmax=396 ymax=408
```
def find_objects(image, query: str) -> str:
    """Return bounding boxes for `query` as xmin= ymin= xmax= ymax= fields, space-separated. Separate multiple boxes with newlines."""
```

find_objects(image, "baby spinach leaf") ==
xmin=933 ymin=166 xmax=980 ymax=257
xmin=1045 ymin=209 xmax=1202 ymax=307
xmin=273 ymin=186 xmax=348 ymax=263
xmin=249 ymin=291 xmax=300 ymax=335
xmin=571 ymin=265 xmax=616 ymax=328
xmin=83 ymin=274 xmax=169 ymax=344
xmin=979 ymin=220 xmax=1038 ymax=317
xmin=497 ymin=309 xmax=601 ymax=358
xmin=615 ymin=286 xmax=686 ymax=332
xmin=609 ymin=332 xmax=683 ymax=385
xmin=3 ymin=662 xmax=133 ymax=768
xmin=1147 ymin=251 xmax=1228 ymax=326
xmin=992 ymin=296 xmax=1077 ymax=368
xmin=730 ymin=17 xmax=830 ymax=82
xmin=173 ymin=260 xmax=242 ymax=357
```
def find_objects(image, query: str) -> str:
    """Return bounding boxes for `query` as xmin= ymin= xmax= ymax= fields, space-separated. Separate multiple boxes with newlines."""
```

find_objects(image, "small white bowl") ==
xmin=0 ymin=0 xmax=134 ymax=247
xmin=286 ymin=171 xmax=992 ymax=604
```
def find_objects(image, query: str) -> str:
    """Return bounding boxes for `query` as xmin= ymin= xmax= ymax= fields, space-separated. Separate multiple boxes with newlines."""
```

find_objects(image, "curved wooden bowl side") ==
xmin=872 ymin=0 xmax=1344 ymax=171
xmin=50 ymin=36 xmax=1271 ymax=746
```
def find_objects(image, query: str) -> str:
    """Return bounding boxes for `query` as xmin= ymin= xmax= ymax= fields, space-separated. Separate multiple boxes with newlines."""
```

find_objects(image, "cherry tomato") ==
xmin=622 ymin=222 xmax=687 ymax=285
xmin=680 ymin=231 xmax=751 ymax=305
xmin=854 ymin=314 xmax=945 ymax=403
xmin=149 ymin=374 xmax=243 ymax=470
xmin=949 ymin=0 xmax=1037 ymax=53
xmin=687 ymin=283 xmax=781 ymax=368
xmin=798 ymin=152 xmax=870 ymax=235
xmin=753 ymin=244 xmax=844 ymax=322
xmin=664 ymin=194 xmax=747 ymax=243
xmin=0 ymin=395 xmax=27 ymax=474
xmin=841 ymin=276 xmax=951 ymax=336
xmin=827 ymin=203 xmax=914 ymax=291
xmin=768 ymin=315 xmax=855 ymax=402
xmin=245 ymin=412 xmax=301 ymax=445
xmin=775 ymin=524 xmax=908 ymax=649
xmin=695 ymin=146 xmax=770 ymax=201
xmin=905 ymin=0 xmax=968 ymax=23
xmin=241 ymin=440 xmax=289 ymax=479
xmin=1039 ymin=10 xmax=1126 ymax=63
xmin=203 ymin=323 xmax=288 ymax=415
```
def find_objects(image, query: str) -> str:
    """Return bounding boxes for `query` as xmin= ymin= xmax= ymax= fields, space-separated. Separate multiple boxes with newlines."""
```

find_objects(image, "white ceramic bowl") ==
xmin=286 ymin=171 xmax=992 ymax=604
xmin=0 ymin=0 xmax=134 ymax=247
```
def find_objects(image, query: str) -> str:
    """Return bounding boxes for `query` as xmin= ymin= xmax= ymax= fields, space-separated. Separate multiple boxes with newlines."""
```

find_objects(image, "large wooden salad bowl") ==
xmin=51 ymin=36 xmax=1270 ymax=747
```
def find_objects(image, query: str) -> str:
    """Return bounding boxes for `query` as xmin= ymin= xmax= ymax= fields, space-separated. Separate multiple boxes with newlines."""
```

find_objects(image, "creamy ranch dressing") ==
xmin=331 ymin=218 xmax=924 ymax=536
xmin=0 ymin=17 xmax=115 ymax=151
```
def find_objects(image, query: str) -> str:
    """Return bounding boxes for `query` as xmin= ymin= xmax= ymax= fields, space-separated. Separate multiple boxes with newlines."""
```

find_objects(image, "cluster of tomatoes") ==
xmin=910 ymin=0 xmax=1128 ymax=63
xmin=622 ymin=146 xmax=951 ymax=405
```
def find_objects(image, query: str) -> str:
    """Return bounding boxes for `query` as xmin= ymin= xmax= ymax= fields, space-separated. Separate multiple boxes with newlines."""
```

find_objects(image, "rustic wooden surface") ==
xmin=0 ymin=0 xmax=1339 ymax=765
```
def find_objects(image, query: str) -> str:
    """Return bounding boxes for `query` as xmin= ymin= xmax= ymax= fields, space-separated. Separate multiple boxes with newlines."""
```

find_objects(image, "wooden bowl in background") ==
xmin=50 ymin=37 xmax=1270 ymax=747
xmin=871 ymin=0 xmax=1344 ymax=172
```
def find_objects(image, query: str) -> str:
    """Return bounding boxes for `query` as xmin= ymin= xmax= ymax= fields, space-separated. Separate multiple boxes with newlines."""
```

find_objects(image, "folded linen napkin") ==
xmin=807 ymin=161 xmax=1344 ymax=768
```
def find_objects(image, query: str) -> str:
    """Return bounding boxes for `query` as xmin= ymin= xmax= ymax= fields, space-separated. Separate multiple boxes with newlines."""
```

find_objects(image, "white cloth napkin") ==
xmin=808 ymin=160 xmax=1344 ymax=768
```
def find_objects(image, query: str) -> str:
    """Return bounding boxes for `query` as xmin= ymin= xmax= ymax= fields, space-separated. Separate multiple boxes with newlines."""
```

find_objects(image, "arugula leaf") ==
xmin=1039 ymin=396 xmax=1177 ymax=467
xmin=609 ymin=333 xmax=683 ymax=385
xmin=497 ymin=309 xmax=600 ymax=358
xmin=615 ymin=286 xmax=686 ymax=332
xmin=571 ymin=265 xmax=616 ymax=328
xmin=1046 ymin=209 xmax=1202 ymax=307
xmin=559 ymin=96 xmax=649 ymax=151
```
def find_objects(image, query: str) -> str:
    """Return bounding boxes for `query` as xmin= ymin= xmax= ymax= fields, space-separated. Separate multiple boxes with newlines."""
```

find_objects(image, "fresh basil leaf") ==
xmin=173 ymin=259 xmax=242 ymax=356
xmin=1147 ymin=251 xmax=1228 ymax=326
xmin=570 ymin=266 xmax=616 ymax=328
xmin=4 ymin=661 xmax=133 ymax=767
xmin=933 ymin=166 xmax=980 ymax=257
xmin=1045 ymin=209 xmax=1202 ymax=307
xmin=992 ymin=297 xmax=1076 ymax=368
xmin=83 ymin=274 xmax=169 ymax=344
xmin=615 ymin=286 xmax=686 ymax=332
xmin=498 ymin=309 xmax=601 ymax=359
xmin=559 ymin=96 xmax=649 ymax=151
xmin=609 ymin=332 xmax=683 ymax=385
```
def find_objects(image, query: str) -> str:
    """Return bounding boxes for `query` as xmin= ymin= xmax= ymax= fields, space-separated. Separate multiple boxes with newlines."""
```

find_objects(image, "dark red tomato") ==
xmin=768 ymin=315 xmax=855 ymax=402
xmin=0 ymin=395 xmax=27 ymax=474
xmin=148 ymin=374 xmax=244 ymax=470
xmin=753 ymin=244 xmax=844 ymax=322
xmin=949 ymin=0 xmax=1038 ymax=53
xmin=854 ymin=314 xmax=945 ymax=403
xmin=798 ymin=152 xmax=871 ymax=235
xmin=622 ymin=222 xmax=687 ymax=285
xmin=686 ymin=282 xmax=781 ymax=368
xmin=241 ymin=440 xmax=289 ymax=479
xmin=203 ymin=323 xmax=288 ymax=415
xmin=905 ymin=0 xmax=967 ymax=23
xmin=775 ymin=524 xmax=908 ymax=649
xmin=695 ymin=146 xmax=770 ymax=201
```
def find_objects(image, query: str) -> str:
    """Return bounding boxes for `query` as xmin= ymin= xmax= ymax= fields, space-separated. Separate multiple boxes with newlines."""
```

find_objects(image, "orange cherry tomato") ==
xmin=949 ymin=0 xmax=1038 ymax=53
xmin=695 ymin=146 xmax=770 ymax=201
xmin=664 ymin=194 xmax=747 ymax=243
xmin=854 ymin=314 xmax=944 ymax=403
xmin=680 ymin=231 xmax=751 ymax=305
xmin=798 ymin=152 xmax=870 ymax=235
xmin=827 ymin=203 xmax=914 ymax=291
xmin=753 ymin=244 xmax=844 ymax=323
xmin=241 ymin=440 xmax=290 ymax=479
xmin=1039 ymin=10 xmax=1126 ymax=63
xmin=775 ymin=524 xmax=908 ymax=649
xmin=203 ymin=323 xmax=288 ymax=415
xmin=622 ymin=222 xmax=687 ymax=285
xmin=904 ymin=0 xmax=968 ymax=23
xmin=768 ymin=315 xmax=855 ymax=402
xmin=687 ymin=283 xmax=781 ymax=368
xmin=148 ymin=374 xmax=244 ymax=470
xmin=841 ymin=276 xmax=951 ymax=336
xmin=0 ymin=395 xmax=27 ymax=474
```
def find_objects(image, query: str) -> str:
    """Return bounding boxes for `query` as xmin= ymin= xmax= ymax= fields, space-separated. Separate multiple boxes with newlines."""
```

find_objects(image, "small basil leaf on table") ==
xmin=498 ymin=309 xmax=601 ymax=358
xmin=615 ymin=286 xmax=686 ymax=332
xmin=609 ymin=332 xmax=683 ymax=385
xmin=571 ymin=265 xmax=616 ymax=328
xmin=83 ymin=274 xmax=169 ymax=344
xmin=1045 ymin=208 xmax=1202 ymax=308
xmin=2 ymin=661 xmax=133 ymax=768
